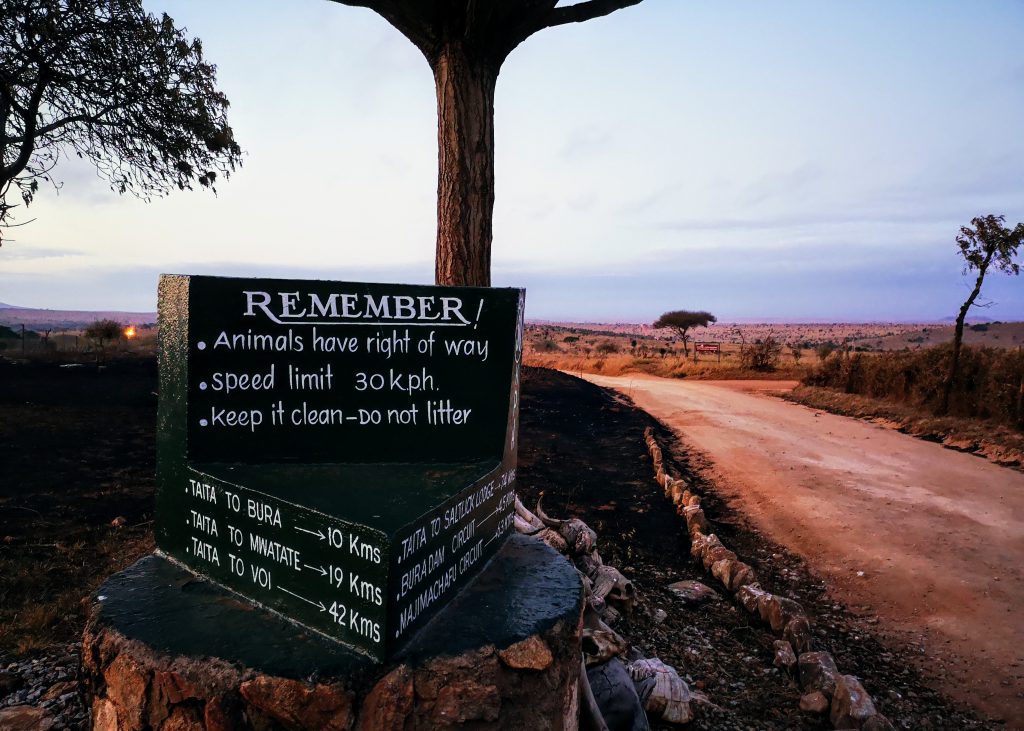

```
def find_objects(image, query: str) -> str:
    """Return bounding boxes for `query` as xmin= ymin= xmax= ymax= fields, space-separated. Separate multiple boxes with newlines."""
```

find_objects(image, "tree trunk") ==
xmin=432 ymin=43 xmax=497 ymax=287
xmin=941 ymin=259 xmax=991 ymax=415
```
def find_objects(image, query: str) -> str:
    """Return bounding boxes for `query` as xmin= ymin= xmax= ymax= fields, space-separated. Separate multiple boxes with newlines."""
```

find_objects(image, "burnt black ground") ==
xmin=0 ymin=359 xmax=998 ymax=729
xmin=517 ymin=367 xmax=997 ymax=730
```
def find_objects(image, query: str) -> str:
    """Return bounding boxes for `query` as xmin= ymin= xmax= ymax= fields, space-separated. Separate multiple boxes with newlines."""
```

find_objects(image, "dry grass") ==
xmin=525 ymin=351 xmax=807 ymax=381
xmin=0 ymin=524 xmax=154 ymax=654
xmin=805 ymin=345 xmax=1024 ymax=426
xmin=525 ymin=323 xmax=811 ymax=380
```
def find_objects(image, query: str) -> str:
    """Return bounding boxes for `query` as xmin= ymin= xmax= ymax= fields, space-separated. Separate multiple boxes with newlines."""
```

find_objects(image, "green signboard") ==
xmin=156 ymin=275 xmax=524 ymax=660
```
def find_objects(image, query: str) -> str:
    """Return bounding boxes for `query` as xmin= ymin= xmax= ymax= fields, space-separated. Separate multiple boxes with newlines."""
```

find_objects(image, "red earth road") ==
xmin=585 ymin=373 xmax=1024 ymax=725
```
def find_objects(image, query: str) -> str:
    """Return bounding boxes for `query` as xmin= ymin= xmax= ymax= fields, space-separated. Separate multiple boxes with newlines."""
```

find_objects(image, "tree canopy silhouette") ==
xmin=941 ymin=214 xmax=1024 ymax=414
xmin=653 ymin=310 xmax=717 ymax=357
xmin=329 ymin=0 xmax=644 ymax=286
xmin=0 ymin=0 xmax=242 ymax=244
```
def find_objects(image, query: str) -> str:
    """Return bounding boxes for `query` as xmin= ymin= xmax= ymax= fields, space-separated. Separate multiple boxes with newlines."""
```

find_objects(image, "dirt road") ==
xmin=585 ymin=373 xmax=1024 ymax=725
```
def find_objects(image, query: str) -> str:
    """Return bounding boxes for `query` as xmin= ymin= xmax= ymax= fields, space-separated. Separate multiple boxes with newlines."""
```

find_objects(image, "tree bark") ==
xmin=432 ymin=43 xmax=497 ymax=287
xmin=941 ymin=256 xmax=992 ymax=415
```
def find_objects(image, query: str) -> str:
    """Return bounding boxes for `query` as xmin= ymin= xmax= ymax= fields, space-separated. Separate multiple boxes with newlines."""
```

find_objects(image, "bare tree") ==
xmin=653 ymin=310 xmax=716 ymax=358
xmin=940 ymin=214 xmax=1024 ymax=414
xmin=329 ymin=0 xmax=644 ymax=286
xmin=1 ymin=0 xmax=241 ymax=243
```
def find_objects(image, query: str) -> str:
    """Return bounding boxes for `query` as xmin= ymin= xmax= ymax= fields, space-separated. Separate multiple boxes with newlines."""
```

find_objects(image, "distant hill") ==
xmin=0 ymin=306 xmax=156 ymax=332
xmin=940 ymin=315 xmax=994 ymax=323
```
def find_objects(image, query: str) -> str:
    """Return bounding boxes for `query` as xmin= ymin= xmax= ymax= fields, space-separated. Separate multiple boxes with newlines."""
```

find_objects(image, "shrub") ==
xmin=740 ymin=334 xmax=782 ymax=371
xmin=596 ymin=340 xmax=619 ymax=354
xmin=804 ymin=344 xmax=1024 ymax=427
xmin=84 ymin=319 xmax=122 ymax=348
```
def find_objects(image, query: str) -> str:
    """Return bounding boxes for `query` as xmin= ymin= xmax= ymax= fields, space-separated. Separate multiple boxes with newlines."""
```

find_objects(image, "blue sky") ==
xmin=2 ymin=0 xmax=1023 ymax=321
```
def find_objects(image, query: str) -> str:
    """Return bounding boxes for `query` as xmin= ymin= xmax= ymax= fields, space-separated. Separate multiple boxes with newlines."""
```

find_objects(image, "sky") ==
xmin=2 ymin=0 xmax=1023 ymax=321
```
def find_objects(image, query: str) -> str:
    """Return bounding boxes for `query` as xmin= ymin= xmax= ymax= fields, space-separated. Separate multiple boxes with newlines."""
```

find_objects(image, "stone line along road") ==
xmin=584 ymin=373 xmax=1024 ymax=726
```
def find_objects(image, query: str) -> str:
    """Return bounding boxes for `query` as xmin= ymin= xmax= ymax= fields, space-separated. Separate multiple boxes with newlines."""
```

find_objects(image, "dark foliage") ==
xmin=1 ymin=0 xmax=242 ymax=242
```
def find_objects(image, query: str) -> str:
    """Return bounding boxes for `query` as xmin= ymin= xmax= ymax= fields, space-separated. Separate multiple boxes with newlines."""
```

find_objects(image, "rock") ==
xmin=772 ymin=640 xmax=797 ymax=672
xmin=726 ymin=562 xmax=757 ymax=591
xmin=432 ymin=680 xmax=500 ymax=724
xmin=799 ymin=691 xmax=829 ymax=714
xmin=667 ymin=580 xmax=718 ymax=606
xmin=798 ymin=651 xmax=840 ymax=698
xmin=652 ymin=608 xmax=668 ymax=624
xmin=690 ymin=533 xmax=712 ymax=561
xmin=92 ymin=698 xmax=118 ymax=731
xmin=783 ymin=615 xmax=813 ymax=654
xmin=0 ymin=705 xmax=55 ymax=731
xmin=830 ymin=675 xmax=877 ymax=729
xmin=711 ymin=559 xmax=757 ymax=592
xmin=239 ymin=676 xmax=354 ymax=731
xmin=863 ymin=712 xmax=897 ymax=730
xmin=682 ymin=506 xmax=710 ymax=533
xmin=102 ymin=653 xmax=149 ymax=730
xmin=356 ymin=666 xmax=413 ymax=731
xmin=41 ymin=680 xmax=77 ymax=701
xmin=761 ymin=595 xmax=805 ymax=633
xmin=110 ymin=516 xmax=127 ymax=528
xmin=498 ymin=635 xmax=554 ymax=671
xmin=735 ymin=584 xmax=769 ymax=614
xmin=710 ymin=558 xmax=733 ymax=584
xmin=0 ymin=670 xmax=25 ymax=694
xmin=203 ymin=695 xmax=241 ymax=731
xmin=701 ymin=545 xmax=737 ymax=572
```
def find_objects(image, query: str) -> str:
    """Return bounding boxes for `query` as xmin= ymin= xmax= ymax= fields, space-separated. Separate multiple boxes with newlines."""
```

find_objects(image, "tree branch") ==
xmin=1 ymin=72 xmax=48 ymax=181
xmin=7 ymin=104 xmax=118 ymax=144
xmin=542 ymin=0 xmax=643 ymax=28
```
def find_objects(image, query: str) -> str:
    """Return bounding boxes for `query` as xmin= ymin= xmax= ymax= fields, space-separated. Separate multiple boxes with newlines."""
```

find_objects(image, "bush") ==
xmin=596 ymin=340 xmax=619 ymax=354
xmin=804 ymin=344 xmax=1024 ymax=427
xmin=740 ymin=334 xmax=782 ymax=371
xmin=84 ymin=319 xmax=123 ymax=348
xmin=535 ymin=338 xmax=559 ymax=353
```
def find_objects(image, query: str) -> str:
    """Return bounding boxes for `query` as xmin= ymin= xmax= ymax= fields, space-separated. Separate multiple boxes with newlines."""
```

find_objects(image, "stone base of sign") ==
xmin=82 ymin=535 xmax=583 ymax=731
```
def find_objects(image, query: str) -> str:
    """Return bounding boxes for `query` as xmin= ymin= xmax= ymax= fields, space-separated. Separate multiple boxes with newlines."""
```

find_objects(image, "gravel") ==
xmin=0 ymin=643 xmax=88 ymax=730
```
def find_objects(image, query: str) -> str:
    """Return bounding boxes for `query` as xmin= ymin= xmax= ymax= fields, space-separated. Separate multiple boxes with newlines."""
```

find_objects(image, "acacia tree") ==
xmin=0 ymin=0 xmax=242 ymax=244
xmin=940 ymin=214 xmax=1024 ymax=414
xmin=653 ymin=310 xmax=716 ymax=358
xmin=330 ymin=0 xmax=643 ymax=286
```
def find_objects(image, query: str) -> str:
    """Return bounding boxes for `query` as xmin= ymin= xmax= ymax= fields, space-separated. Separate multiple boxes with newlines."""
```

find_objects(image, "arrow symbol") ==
xmin=304 ymin=563 xmax=328 ymax=577
xmin=294 ymin=525 xmax=326 ymax=541
xmin=279 ymin=586 xmax=327 ymax=612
